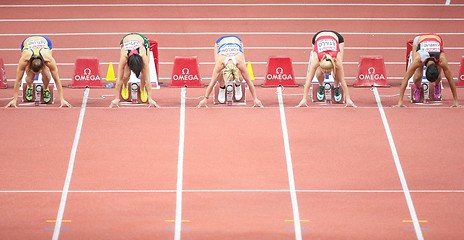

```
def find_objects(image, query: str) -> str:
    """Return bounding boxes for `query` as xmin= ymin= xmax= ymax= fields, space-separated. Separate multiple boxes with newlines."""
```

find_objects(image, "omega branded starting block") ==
xmin=22 ymin=83 xmax=54 ymax=105
xmin=310 ymin=74 xmax=344 ymax=104
xmin=213 ymin=81 xmax=247 ymax=105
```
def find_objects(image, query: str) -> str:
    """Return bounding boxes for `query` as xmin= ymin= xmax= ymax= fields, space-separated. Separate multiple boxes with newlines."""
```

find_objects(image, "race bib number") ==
xmin=25 ymin=39 xmax=48 ymax=49
xmin=421 ymin=41 xmax=440 ymax=53
xmin=123 ymin=40 xmax=142 ymax=51
xmin=316 ymin=39 xmax=337 ymax=53
xmin=218 ymin=43 xmax=241 ymax=57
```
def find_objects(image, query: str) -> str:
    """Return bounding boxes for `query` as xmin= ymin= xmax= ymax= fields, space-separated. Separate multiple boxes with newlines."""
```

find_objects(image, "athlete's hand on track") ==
xmin=59 ymin=99 xmax=72 ymax=108
xmin=109 ymin=99 xmax=120 ymax=108
xmin=148 ymin=99 xmax=160 ymax=108
xmin=295 ymin=99 xmax=308 ymax=108
xmin=5 ymin=99 xmax=17 ymax=108
xmin=252 ymin=98 xmax=264 ymax=108
xmin=197 ymin=98 xmax=208 ymax=108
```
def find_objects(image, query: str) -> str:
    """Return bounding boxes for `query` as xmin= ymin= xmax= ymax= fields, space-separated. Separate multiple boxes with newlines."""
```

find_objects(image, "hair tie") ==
xmin=128 ymin=49 xmax=138 ymax=57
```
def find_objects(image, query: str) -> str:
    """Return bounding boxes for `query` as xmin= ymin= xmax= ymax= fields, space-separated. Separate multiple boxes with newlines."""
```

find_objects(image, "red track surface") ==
xmin=0 ymin=1 xmax=463 ymax=240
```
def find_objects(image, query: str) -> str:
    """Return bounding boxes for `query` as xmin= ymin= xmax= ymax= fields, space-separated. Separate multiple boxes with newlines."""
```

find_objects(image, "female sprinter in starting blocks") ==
xmin=110 ymin=33 xmax=159 ymax=108
xmin=197 ymin=35 xmax=263 ymax=107
xmin=296 ymin=30 xmax=356 ymax=107
xmin=395 ymin=33 xmax=459 ymax=107
xmin=5 ymin=36 xmax=71 ymax=108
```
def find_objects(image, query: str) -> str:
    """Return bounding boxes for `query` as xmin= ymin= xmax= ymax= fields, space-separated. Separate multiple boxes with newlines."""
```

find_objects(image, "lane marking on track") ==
xmin=403 ymin=220 xmax=428 ymax=223
xmin=1 ymin=17 xmax=463 ymax=22
xmin=0 ymin=3 xmax=462 ymax=7
xmin=52 ymin=87 xmax=90 ymax=240
xmin=165 ymin=220 xmax=190 ymax=223
xmin=277 ymin=86 xmax=302 ymax=240
xmin=284 ymin=219 xmax=310 ymax=223
xmin=46 ymin=220 xmax=72 ymax=223
xmin=1 ymin=189 xmax=464 ymax=193
xmin=174 ymin=87 xmax=186 ymax=240
xmin=372 ymin=87 xmax=424 ymax=240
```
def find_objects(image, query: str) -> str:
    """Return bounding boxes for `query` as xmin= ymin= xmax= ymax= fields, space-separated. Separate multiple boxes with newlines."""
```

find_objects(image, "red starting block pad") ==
xmin=21 ymin=83 xmax=54 ymax=105
xmin=457 ymin=56 xmax=464 ymax=87
xmin=170 ymin=56 xmax=202 ymax=87
xmin=149 ymin=39 xmax=159 ymax=81
xmin=70 ymin=58 xmax=103 ymax=88
xmin=262 ymin=56 xmax=298 ymax=87
xmin=213 ymin=81 xmax=247 ymax=105
xmin=0 ymin=58 xmax=7 ymax=89
xmin=311 ymin=74 xmax=344 ymax=104
xmin=353 ymin=55 xmax=390 ymax=87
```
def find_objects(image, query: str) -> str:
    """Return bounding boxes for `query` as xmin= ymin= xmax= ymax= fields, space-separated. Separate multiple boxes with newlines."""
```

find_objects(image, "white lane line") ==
xmin=277 ymin=86 xmax=302 ymax=240
xmin=1 ymin=189 xmax=464 ymax=193
xmin=174 ymin=87 xmax=186 ymax=240
xmin=0 ymin=17 xmax=463 ymax=22
xmin=52 ymin=87 xmax=89 ymax=240
xmin=445 ymin=0 xmax=451 ymax=5
xmin=0 ymin=3 xmax=461 ymax=7
xmin=372 ymin=87 xmax=423 ymax=240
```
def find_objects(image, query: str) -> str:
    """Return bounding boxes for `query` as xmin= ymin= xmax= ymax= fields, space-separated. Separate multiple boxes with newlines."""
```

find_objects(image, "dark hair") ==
xmin=128 ymin=54 xmax=144 ymax=78
xmin=29 ymin=56 xmax=44 ymax=73
xmin=425 ymin=63 xmax=439 ymax=82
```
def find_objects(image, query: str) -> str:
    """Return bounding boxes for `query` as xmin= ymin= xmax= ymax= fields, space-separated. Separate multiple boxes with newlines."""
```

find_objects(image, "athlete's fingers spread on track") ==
xmin=345 ymin=101 xmax=357 ymax=108
xmin=148 ymin=99 xmax=160 ymax=108
xmin=109 ymin=99 xmax=120 ymax=108
xmin=252 ymin=98 xmax=264 ymax=108
xmin=197 ymin=98 xmax=208 ymax=108
xmin=296 ymin=99 xmax=308 ymax=108
xmin=5 ymin=99 xmax=18 ymax=108
xmin=59 ymin=99 xmax=72 ymax=108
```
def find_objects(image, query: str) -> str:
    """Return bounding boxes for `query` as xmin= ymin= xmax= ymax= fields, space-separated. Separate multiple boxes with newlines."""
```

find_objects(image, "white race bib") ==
xmin=316 ymin=39 xmax=337 ymax=53
xmin=218 ymin=43 xmax=241 ymax=57
xmin=421 ymin=41 xmax=440 ymax=52
xmin=123 ymin=40 xmax=142 ymax=51
xmin=25 ymin=39 xmax=48 ymax=49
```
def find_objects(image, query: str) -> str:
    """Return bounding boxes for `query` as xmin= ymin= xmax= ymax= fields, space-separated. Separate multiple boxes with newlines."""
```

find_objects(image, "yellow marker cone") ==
xmin=105 ymin=62 xmax=116 ymax=81
xmin=247 ymin=62 xmax=255 ymax=81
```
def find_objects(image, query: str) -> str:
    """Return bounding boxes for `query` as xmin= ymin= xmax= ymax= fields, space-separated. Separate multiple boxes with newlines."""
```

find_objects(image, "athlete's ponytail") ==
xmin=320 ymin=54 xmax=336 ymax=76
xmin=128 ymin=54 xmax=144 ymax=78
xmin=223 ymin=63 xmax=240 ymax=83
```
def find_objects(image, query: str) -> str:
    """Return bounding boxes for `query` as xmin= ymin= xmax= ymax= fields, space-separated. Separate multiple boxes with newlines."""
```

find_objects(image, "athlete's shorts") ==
xmin=21 ymin=36 xmax=53 ymax=50
xmin=120 ymin=33 xmax=150 ymax=54
xmin=312 ymin=30 xmax=344 ymax=44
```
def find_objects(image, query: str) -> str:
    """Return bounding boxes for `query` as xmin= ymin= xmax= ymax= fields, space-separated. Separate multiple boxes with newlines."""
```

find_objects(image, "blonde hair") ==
xmin=320 ymin=54 xmax=336 ymax=76
xmin=222 ymin=63 xmax=240 ymax=83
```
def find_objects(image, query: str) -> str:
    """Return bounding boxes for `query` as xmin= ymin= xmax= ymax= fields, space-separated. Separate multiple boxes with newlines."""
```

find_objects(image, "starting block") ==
xmin=0 ymin=58 xmax=7 ymax=89
xmin=353 ymin=55 xmax=390 ymax=87
xmin=213 ymin=81 xmax=247 ymax=105
xmin=408 ymin=67 xmax=442 ymax=103
xmin=120 ymin=71 xmax=149 ymax=104
xmin=19 ymin=71 xmax=55 ymax=105
xmin=21 ymin=83 xmax=54 ymax=105
xmin=457 ymin=56 xmax=464 ymax=87
xmin=311 ymin=74 xmax=344 ymax=104
xmin=262 ymin=56 xmax=298 ymax=87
